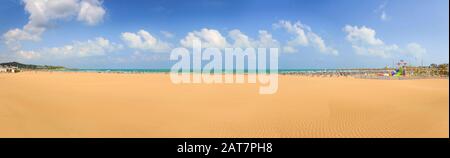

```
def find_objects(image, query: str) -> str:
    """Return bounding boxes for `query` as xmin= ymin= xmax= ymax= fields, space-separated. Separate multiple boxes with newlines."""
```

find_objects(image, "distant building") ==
xmin=0 ymin=65 xmax=20 ymax=73
xmin=0 ymin=66 xmax=6 ymax=72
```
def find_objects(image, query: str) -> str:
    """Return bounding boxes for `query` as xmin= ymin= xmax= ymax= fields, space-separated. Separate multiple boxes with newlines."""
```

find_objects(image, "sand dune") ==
xmin=0 ymin=72 xmax=448 ymax=137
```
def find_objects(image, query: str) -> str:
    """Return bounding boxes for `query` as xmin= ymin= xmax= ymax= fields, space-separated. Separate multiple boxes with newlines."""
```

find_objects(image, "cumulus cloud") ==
xmin=77 ymin=0 xmax=106 ymax=25
xmin=343 ymin=25 xmax=399 ymax=58
xmin=256 ymin=30 xmax=280 ymax=48
xmin=180 ymin=28 xmax=229 ymax=49
xmin=2 ymin=0 xmax=106 ymax=50
xmin=405 ymin=43 xmax=426 ymax=59
xmin=228 ymin=29 xmax=253 ymax=48
xmin=344 ymin=25 xmax=426 ymax=59
xmin=307 ymin=32 xmax=339 ymax=56
xmin=48 ymin=37 xmax=122 ymax=57
xmin=274 ymin=20 xmax=338 ymax=55
xmin=344 ymin=25 xmax=384 ymax=46
xmin=228 ymin=29 xmax=279 ymax=48
xmin=121 ymin=30 xmax=172 ymax=53
xmin=351 ymin=44 xmax=399 ymax=58
xmin=17 ymin=50 xmax=41 ymax=59
xmin=179 ymin=28 xmax=280 ymax=51
xmin=17 ymin=37 xmax=122 ymax=59
xmin=3 ymin=28 xmax=41 ymax=51
xmin=273 ymin=20 xmax=309 ymax=47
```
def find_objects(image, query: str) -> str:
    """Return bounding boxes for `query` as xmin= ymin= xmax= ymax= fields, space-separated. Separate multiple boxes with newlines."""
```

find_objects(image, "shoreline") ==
xmin=5 ymin=70 xmax=449 ymax=81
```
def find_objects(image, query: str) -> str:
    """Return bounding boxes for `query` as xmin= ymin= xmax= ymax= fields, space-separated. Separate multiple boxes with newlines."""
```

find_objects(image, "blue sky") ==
xmin=0 ymin=0 xmax=448 ymax=69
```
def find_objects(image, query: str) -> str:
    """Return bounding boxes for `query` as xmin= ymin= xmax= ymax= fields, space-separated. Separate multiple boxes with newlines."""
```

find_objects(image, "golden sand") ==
xmin=0 ymin=72 xmax=448 ymax=138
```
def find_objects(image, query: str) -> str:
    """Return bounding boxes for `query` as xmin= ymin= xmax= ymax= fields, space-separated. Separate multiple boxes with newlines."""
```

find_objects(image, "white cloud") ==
xmin=17 ymin=37 xmax=122 ymax=59
xmin=77 ymin=0 xmax=106 ymax=25
xmin=282 ymin=46 xmax=297 ymax=53
xmin=375 ymin=1 xmax=389 ymax=21
xmin=351 ymin=44 xmax=399 ymax=58
xmin=274 ymin=20 xmax=338 ymax=55
xmin=405 ymin=43 xmax=426 ymax=59
xmin=344 ymin=25 xmax=426 ymax=59
xmin=17 ymin=50 xmax=41 ymax=59
xmin=2 ymin=28 xmax=41 ymax=51
xmin=180 ymin=28 xmax=229 ymax=49
xmin=344 ymin=25 xmax=398 ymax=58
xmin=256 ymin=30 xmax=279 ymax=48
xmin=179 ymin=28 xmax=279 ymax=51
xmin=308 ymin=32 xmax=339 ymax=56
xmin=344 ymin=25 xmax=384 ymax=46
xmin=121 ymin=30 xmax=172 ymax=53
xmin=274 ymin=20 xmax=308 ymax=47
xmin=227 ymin=29 xmax=279 ymax=48
xmin=2 ymin=0 xmax=106 ymax=50
xmin=46 ymin=37 xmax=122 ymax=57
xmin=228 ymin=29 xmax=253 ymax=48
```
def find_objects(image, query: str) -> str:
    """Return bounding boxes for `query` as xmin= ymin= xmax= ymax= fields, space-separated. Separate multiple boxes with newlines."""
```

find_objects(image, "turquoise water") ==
xmin=63 ymin=69 xmax=356 ymax=73
xmin=66 ymin=69 xmax=171 ymax=73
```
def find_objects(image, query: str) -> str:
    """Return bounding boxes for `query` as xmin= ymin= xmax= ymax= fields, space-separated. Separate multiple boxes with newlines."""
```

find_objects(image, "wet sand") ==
xmin=0 ymin=72 xmax=448 ymax=137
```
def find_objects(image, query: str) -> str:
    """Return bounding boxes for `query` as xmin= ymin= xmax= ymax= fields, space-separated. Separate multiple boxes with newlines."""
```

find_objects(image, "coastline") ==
xmin=15 ymin=69 xmax=450 ymax=80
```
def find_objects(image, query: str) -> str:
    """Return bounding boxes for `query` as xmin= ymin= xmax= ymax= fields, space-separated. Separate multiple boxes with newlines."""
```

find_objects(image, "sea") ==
xmin=61 ymin=69 xmax=365 ymax=74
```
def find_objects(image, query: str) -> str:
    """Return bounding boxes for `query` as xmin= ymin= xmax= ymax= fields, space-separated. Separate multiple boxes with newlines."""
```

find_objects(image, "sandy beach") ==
xmin=0 ymin=72 xmax=448 ymax=138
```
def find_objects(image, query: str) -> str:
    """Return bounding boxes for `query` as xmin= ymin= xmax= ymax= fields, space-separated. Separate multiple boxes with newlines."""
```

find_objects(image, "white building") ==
xmin=0 ymin=66 xmax=7 ymax=73
xmin=0 ymin=65 xmax=20 ymax=73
